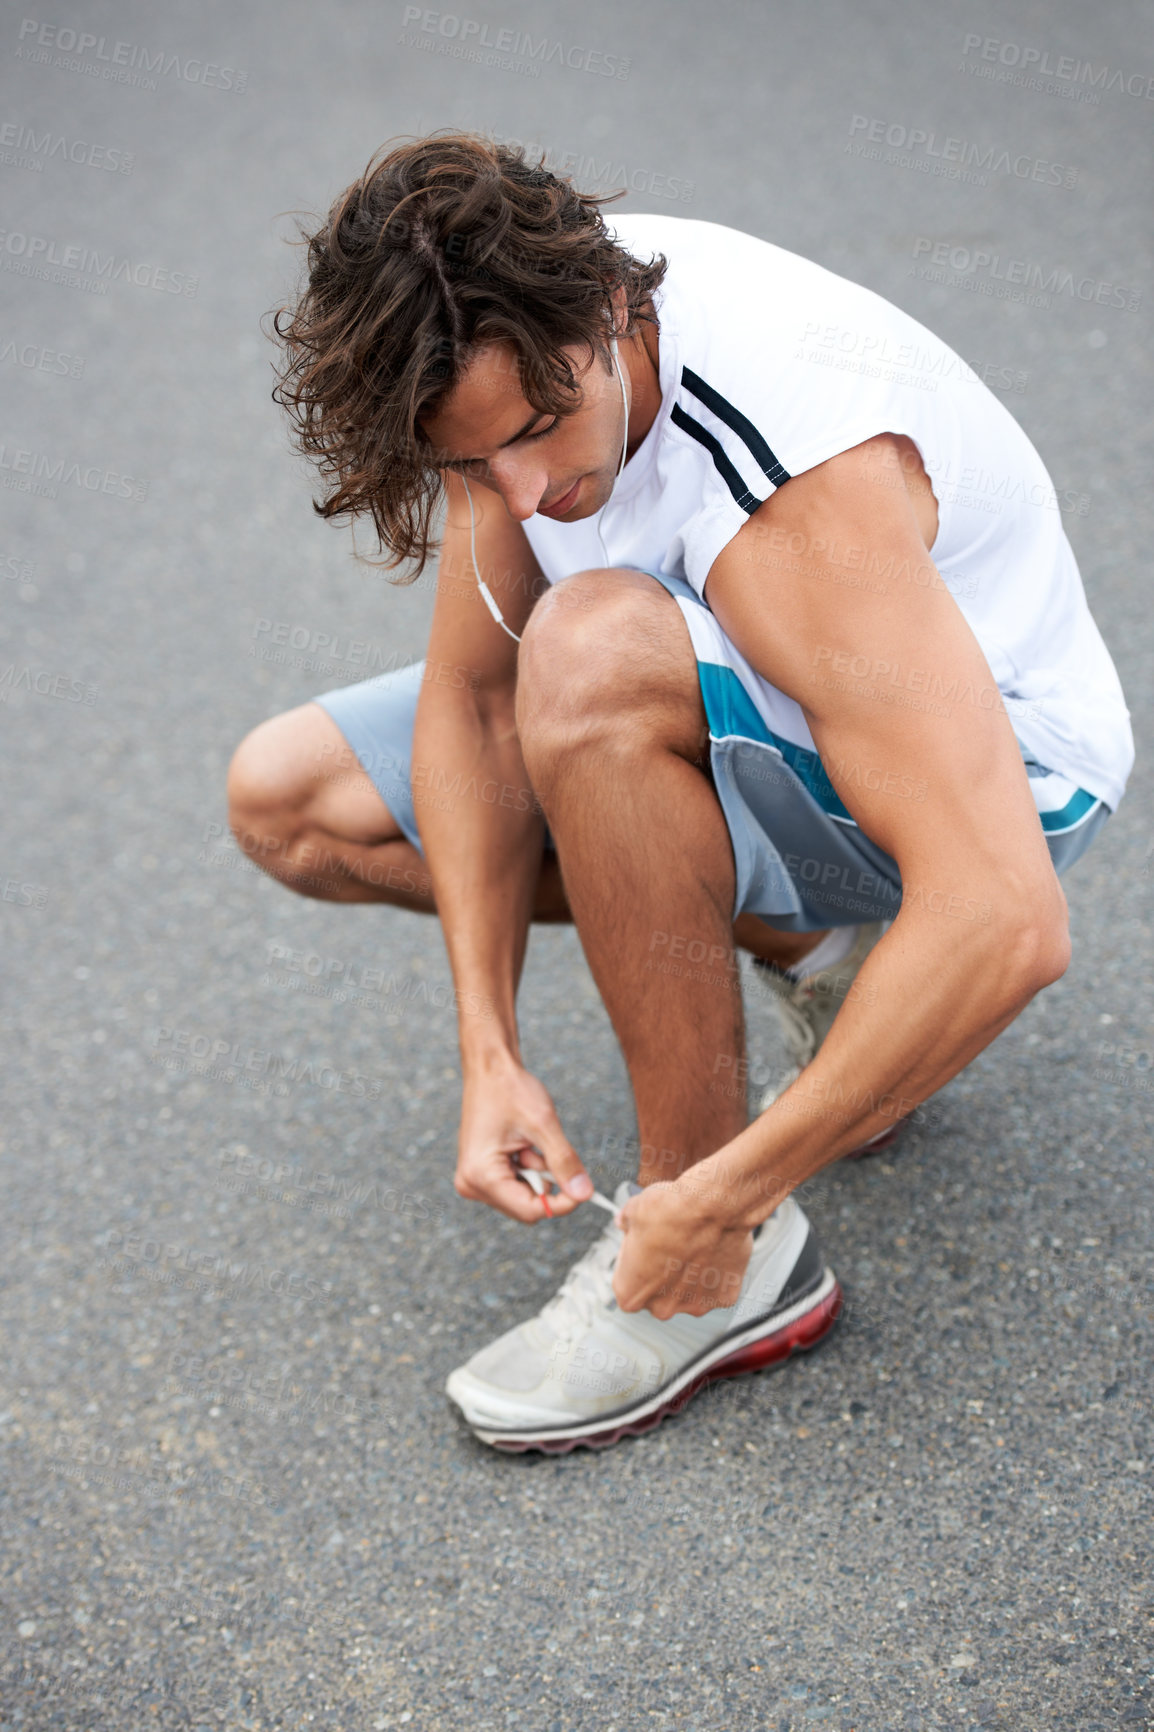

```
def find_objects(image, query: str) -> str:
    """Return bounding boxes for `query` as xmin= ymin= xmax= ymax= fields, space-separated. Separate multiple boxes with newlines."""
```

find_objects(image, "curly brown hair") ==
xmin=270 ymin=131 xmax=667 ymax=576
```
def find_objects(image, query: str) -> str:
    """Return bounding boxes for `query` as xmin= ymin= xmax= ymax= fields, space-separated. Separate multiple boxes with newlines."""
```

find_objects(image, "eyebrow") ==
xmin=437 ymin=410 xmax=552 ymax=469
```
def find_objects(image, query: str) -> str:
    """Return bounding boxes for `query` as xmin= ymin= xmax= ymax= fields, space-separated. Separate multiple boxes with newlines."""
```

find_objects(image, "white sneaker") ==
xmin=445 ymin=1183 xmax=841 ymax=1453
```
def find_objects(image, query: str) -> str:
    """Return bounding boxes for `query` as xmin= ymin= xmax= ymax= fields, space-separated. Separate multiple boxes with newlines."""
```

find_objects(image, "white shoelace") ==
xmin=538 ymin=1215 xmax=623 ymax=1335
xmin=517 ymin=1169 xmax=627 ymax=1336
xmin=516 ymin=1167 xmax=619 ymax=1216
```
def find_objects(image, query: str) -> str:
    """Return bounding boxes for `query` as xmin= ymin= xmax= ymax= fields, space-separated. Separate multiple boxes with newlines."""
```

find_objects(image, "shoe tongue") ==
xmin=613 ymin=1179 xmax=643 ymax=1210
xmin=536 ymin=1211 xmax=623 ymax=1343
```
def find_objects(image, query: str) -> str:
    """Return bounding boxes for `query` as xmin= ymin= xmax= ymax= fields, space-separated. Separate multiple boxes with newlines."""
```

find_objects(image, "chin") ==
xmin=572 ymin=476 xmax=613 ymax=519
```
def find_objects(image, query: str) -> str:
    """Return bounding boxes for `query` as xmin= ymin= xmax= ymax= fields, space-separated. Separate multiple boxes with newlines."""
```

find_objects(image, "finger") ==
xmin=459 ymin=1167 xmax=549 ymax=1225
xmin=512 ymin=1166 xmax=554 ymax=1218
xmin=489 ymin=1172 xmax=556 ymax=1224
xmin=530 ymin=1116 xmax=593 ymax=1205
xmin=612 ymin=1264 xmax=646 ymax=1313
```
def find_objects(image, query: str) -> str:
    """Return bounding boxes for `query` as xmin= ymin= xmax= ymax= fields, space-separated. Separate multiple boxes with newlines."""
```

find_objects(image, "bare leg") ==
xmin=227 ymin=702 xmax=571 ymax=918
xmin=517 ymin=570 xmax=760 ymax=1185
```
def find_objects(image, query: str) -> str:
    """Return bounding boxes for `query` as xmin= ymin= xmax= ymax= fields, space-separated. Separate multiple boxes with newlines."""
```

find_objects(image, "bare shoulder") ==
xmin=702 ymin=433 xmax=948 ymax=703
xmin=700 ymin=434 xmax=1053 ymax=878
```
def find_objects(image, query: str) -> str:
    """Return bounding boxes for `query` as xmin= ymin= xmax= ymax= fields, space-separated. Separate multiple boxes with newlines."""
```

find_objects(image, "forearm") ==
xmin=412 ymin=681 xmax=544 ymax=1069
xmin=687 ymin=894 xmax=1066 ymax=1228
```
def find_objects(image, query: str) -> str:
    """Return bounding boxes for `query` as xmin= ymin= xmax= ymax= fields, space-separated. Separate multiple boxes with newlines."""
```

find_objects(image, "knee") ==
xmin=516 ymin=569 xmax=678 ymax=765
xmin=226 ymin=707 xmax=319 ymax=859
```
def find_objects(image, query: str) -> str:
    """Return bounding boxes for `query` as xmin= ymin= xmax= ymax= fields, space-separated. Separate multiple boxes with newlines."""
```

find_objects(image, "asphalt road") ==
xmin=1 ymin=0 xmax=1152 ymax=1727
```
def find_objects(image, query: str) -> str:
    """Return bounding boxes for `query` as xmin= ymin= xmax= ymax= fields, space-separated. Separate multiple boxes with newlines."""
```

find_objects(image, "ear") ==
xmin=608 ymin=282 xmax=629 ymax=338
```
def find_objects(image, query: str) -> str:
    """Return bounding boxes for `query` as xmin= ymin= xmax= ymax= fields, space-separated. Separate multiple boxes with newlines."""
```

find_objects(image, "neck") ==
xmin=621 ymin=305 xmax=662 ymax=463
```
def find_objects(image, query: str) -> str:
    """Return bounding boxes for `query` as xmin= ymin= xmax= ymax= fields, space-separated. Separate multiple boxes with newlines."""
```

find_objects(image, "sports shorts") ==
xmin=314 ymin=569 xmax=1110 ymax=932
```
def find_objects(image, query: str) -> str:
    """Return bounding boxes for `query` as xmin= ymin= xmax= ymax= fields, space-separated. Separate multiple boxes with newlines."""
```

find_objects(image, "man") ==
xmin=228 ymin=134 xmax=1132 ymax=1452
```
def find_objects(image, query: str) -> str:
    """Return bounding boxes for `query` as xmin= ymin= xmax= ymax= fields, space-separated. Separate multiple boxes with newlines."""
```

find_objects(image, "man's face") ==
xmin=419 ymin=338 xmax=625 ymax=524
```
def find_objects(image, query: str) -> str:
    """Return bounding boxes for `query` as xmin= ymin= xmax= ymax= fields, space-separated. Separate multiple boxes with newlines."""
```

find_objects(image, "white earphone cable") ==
xmin=464 ymin=472 xmax=522 ymax=642
xmin=463 ymin=332 xmax=630 ymax=643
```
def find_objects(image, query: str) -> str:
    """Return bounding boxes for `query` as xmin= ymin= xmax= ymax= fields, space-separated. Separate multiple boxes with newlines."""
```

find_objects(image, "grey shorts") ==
xmin=314 ymin=570 xmax=1110 ymax=932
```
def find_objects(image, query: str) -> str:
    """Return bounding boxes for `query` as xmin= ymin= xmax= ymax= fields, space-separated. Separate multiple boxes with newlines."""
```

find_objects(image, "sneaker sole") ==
xmin=472 ymin=1266 xmax=842 ymax=1455
xmin=844 ymin=1120 xmax=906 ymax=1160
xmin=759 ymin=1084 xmax=908 ymax=1163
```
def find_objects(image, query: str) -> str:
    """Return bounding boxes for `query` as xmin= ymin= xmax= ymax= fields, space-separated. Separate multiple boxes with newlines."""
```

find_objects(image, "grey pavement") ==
xmin=1 ymin=0 xmax=1152 ymax=1727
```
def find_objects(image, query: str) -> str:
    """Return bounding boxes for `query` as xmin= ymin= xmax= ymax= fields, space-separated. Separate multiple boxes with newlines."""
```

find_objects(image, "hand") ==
xmin=612 ymin=1179 xmax=755 ymax=1319
xmin=455 ymin=1053 xmax=593 ymax=1223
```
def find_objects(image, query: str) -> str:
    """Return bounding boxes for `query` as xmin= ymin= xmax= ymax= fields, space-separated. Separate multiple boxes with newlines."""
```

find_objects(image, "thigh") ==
xmin=640 ymin=568 xmax=901 ymax=928
xmin=313 ymin=660 xmax=427 ymax=848
xmin=314 ymin=658 xmax=566 ymax=858
xmin=644 ymin=568 xmax=1113 ymax=927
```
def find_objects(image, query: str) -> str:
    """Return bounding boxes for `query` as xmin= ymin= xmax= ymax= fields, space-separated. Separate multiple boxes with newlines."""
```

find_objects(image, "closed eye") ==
xmin=441 ymin=416 xmax=560 ymax=475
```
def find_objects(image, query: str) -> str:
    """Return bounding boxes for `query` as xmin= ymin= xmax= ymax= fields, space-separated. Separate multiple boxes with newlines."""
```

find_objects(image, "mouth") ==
xmin=537 ymin=477 xmax=582 ymax=519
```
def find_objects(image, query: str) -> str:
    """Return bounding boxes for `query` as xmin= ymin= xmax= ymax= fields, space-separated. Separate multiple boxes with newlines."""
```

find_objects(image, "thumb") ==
xmin=533 ymin=1116 xmax=593 ymax=1203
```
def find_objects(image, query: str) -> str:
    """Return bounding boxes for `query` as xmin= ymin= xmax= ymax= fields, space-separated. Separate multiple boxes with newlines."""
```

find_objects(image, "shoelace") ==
xmin=538 ymin=1214 xmax=623 ymax=1334
xmin=516 ymin=1169 xmax=626 ymax=1334
xmin=516 ymin=1167 xmax=619 ymax=1218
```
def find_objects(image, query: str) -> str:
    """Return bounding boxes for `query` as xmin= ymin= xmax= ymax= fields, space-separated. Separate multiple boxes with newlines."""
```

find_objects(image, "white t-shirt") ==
xmin=521 ymin=213 xmax=1133 ymax=811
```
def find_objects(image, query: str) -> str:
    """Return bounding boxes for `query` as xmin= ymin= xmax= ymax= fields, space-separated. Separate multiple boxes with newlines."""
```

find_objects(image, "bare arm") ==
xmin=413 ymin=471 xmax=592 ymax=1220
xmin=614 ymin=433 xmax=1070 ymax=1309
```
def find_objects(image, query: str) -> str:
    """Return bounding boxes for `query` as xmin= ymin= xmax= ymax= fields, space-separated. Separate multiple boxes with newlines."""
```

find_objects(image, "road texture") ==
xmin=1 ymin=0 xmax=1152 ymax=1726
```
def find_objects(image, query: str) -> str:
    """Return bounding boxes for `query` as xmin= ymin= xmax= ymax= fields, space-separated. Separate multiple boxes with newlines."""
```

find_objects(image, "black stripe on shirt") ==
xmin=681 ymin=365 xmax=791 ymax=489
xmin=670 ymin=404 xmax=761 ymax=514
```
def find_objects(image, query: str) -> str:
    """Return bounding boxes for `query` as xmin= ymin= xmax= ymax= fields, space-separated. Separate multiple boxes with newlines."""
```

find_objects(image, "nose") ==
xmin=484 ymin=450 xmax=549 ymax=521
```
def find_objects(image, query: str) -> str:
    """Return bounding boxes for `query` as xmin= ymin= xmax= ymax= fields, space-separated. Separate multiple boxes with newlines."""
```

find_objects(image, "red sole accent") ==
xmin=843 ymin=1120 xmax=905 ymax=1160
xmin=488 ymin=1280 xmax=844 ymax=1454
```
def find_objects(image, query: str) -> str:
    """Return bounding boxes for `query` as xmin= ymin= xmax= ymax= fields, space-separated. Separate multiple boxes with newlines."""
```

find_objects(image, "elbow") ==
xmin=1000 ymin=896 xmax=1071 ymax=1004
xmin=1025 ymin=920 xmax=1071 ymax=993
